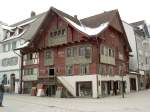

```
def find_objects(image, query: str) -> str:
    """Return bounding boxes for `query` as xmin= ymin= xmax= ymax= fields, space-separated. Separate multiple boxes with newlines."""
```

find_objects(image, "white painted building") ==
xmin=0 ymin=16 xmax=37 ymax=93
xmin=123 ymin=21 xmax=150 ymax=90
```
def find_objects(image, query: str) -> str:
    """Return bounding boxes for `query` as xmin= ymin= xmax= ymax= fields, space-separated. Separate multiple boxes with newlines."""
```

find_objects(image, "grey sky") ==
xmin=0 ymin=0 xmax=150 ymax=25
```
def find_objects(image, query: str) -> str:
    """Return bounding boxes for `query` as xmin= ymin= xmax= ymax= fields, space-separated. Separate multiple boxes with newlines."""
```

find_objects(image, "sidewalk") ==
xmin=0 ymin=107 xmax=5 ymax=112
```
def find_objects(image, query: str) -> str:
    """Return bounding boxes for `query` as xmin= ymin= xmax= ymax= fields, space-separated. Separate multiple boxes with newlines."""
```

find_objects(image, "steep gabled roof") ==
xmin=12 ymin=12 xmax=48 ymax=41
xmin=81 ymin=10 xmax=117 ymax=27
xmin=81 ymin=10 xmax=131 ymax=51
xmin=130 ymin=20 xmax=145 ymax=27
xmin=16 ymin=7 xmax=131 ymax=51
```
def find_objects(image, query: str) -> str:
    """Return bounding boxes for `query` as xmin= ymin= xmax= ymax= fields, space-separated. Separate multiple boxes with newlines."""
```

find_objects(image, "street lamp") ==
xmin=120 ymin=64 xmax=125 ymax=98
xmin=121 ymin=74 xmax=124 ymax=98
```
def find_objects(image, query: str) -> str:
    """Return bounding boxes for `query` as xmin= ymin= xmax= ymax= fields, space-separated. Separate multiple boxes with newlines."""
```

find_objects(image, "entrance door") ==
xmin=76 ymin=82 xmax=92 ymax=97
xmin=46 ymin=85 xmax=56 ymax=96
xmin=10 ymin=74 xmax=15 ymax=93
xmin=130 ymin=78 xmax=136 ymax=91
xmin=48 ymin=68 xmax=54 ymax=76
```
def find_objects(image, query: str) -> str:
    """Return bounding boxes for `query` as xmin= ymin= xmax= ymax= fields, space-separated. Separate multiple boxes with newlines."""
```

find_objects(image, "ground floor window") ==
xmin=76 ymin=81 xmax=92 ymax=97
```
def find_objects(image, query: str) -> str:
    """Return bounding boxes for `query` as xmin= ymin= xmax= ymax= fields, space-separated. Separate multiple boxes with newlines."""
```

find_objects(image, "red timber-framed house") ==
xmin=18 ymin=7 xmax=131 ymax=98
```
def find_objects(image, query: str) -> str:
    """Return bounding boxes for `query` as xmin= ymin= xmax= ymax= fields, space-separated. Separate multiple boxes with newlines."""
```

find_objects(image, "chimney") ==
xmin=31 ymin=11 xmax=36 ymax=17
xmin=74 ymin=15 xmax=78 ymax=19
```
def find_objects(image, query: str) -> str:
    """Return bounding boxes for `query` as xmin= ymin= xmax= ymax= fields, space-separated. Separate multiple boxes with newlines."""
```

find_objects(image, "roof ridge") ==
xmin=10 ymin=11 xmax=48 ymax=27
xmin=81 ymin=9 xmax=118 ymax=21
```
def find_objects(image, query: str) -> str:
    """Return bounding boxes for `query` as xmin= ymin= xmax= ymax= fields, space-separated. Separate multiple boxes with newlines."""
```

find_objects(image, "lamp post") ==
xmin=121 ymin=74 xmax=124 ymax=98
xmin=120 ymin=64 xmax=125 ymax=98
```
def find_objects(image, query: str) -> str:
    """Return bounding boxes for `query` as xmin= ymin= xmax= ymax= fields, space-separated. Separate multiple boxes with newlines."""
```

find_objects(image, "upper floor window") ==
xmin=1 ymin=57 xmax=18 ymax=66
xmin=79 ymin=46 xmax=91 ymax=58
xmin=66 ymin=47 xmax=77 ymax=57
xmin=3 ymin=43 xmax=11 ymax=52
xmin=99 ymin=64 xmax=105 ymax=75
xmin=27 ymin=54 xmax=33 ymax=60
xmin=14 ymin=29 xmax=19 ymax=36
xmin=45 ymin=49 xmax=52 ymax=59
xmin=66 ymin=65 xmax=73 ymax=76
xmin=49 ymin=28 xmax=66 ymax=38
xmin=118 ymin=47 xmax=124 ymax=60
xmin=12 ymin=41 xmax=17 ymax=49
xmin=101 ymin=45 xmax=115 ymax=57
xmin=80 ymin=64 xmax=89 ymax=75
xmin=109 ymin=66 xmax=113 ymax=76
xmin=24 ymin=68 xmax=38 ymax=76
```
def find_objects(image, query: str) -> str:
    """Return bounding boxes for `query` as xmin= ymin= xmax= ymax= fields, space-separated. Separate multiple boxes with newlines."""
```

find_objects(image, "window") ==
xmin=8 ymin=43 xmax=11 ymax=51
xmin=19 ymin=28 xmax=23 ymax=34
xmin=73 ymin=47 xmax=77 ymax=57
xmin=66 ymin=48 xmax=72 ymax=57
xmin=104 ymin=46 xmax=108 ymax=56
xmin=1 ymin=57 xmax=18 ymax=66
xmin=99 ymin=64 xmax=105 ymax=75
xmin=45 ymin=50 xmax=52 ymax=59
xmin=49 ymin=28 xmax=66 ymax=38
xmin=79 ymin=47 xmax=85 ymax=56
xmin=50 ymin=32 xmax=53 ymax=37
xmin=58 ymin=30 xmax=61 ymax=36
xmin=109 ymin=66 xmax=113 ymax=76
xmin=54 ymin=31 xmax=57 ymax=36
xmin=11 ymin=57 xmax=18 ymax=65
xmin=48 ymin=68 xmax=54 ymax=76
xmin=12 ymin=41 xmax=17 ymax=49
xmin=80 ymin=64 xmax=89 ymax=75
xmin=85 ymin=47 xmax=91 ymax=58
xmin=2 ymin=59 xmax=7 ymax=66
xmin=14 ymin=29 xmax=19 ymax=35
xmin=3 ymin=44 xmax=11 ymax=52
xmin=101 ymin=45 xmax=115 ymax=57
xmin=27 ymin=53 xmax=33 ymax=60
xmin=119 ymin=65 xmax=122 ymax=75
xmin=79 ymin=46 xmax=91 ymax=58
xmin=109 ymin=48 xmax=111 ymax=56
xmin=66 ymin=65 xmax=73 ymax=75
xmin=101 ymin=45 xmax=104 ymax=55
xmin=24 ymin=68 xmax=37 ymax=75
xmin=7 ymin=32 xmax=10 ymax=38
xmin=62 ymin=29 xmax=65 ymax=35
xmin=3 ymin=74 xmax=7 ymax=85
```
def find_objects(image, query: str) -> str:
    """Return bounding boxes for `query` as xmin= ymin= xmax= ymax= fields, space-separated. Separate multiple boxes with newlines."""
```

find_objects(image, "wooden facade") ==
xmin=20 ymin=8 xmax=130 ymax=97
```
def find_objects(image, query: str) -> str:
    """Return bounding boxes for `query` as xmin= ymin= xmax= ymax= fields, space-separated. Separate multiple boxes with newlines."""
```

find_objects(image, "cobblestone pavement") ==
xmin=0 ymin=90 xmax=150 ymax=112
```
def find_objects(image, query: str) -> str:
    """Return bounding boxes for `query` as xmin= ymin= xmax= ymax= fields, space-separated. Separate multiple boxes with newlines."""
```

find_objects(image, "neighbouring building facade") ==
xmin=123 ymin=20 xmax=150 ymax=91
xmin=18 ymin=7 xmax=132 ymax=98
xmin=131 ymin=21 xmax=150 ymax=90
xmin=0 ymin=13 xmax=39 ymax=93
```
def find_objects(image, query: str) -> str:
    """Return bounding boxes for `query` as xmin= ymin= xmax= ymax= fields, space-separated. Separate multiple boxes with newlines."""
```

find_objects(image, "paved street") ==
xmin=0 ymin=90 xmax=150 ymax=112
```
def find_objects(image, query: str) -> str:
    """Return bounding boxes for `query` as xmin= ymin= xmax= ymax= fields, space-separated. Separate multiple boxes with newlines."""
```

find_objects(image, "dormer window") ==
xmin=19 ymin=28 xmax=23 ymax=34
xmin=7 ymin=32 xmax=10 ymax=38
xmin=14 ymin=29 xmax=19 ymax=36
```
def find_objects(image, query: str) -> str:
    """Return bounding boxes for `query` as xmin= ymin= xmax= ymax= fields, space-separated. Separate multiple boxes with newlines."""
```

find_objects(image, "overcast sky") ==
xmin=0 ymin=0 xmax=150 ymax=25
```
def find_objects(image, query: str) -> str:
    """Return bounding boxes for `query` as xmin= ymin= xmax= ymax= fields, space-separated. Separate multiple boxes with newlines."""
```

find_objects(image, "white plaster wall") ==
xmin=58 ymin=75 xmax=98 ymax=98
xmin=0 ymin=38 xmax=25 ymax=94
xmin=0 ymin=70 xmax=20 ymax=93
